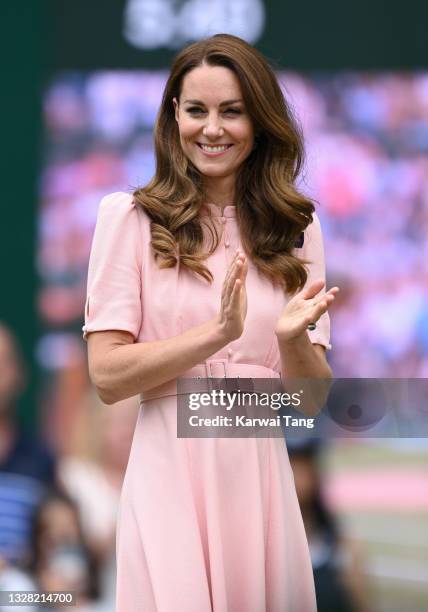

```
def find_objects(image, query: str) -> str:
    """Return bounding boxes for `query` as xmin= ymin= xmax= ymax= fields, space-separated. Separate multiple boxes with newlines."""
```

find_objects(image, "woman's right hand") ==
xmin=217 ymin=250 xmax=248 ymax=341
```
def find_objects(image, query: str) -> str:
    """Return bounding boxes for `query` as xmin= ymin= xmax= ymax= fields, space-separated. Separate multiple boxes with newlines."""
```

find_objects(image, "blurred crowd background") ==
xmin=1 ymin=1 xmax=427 ymax=611
xmin=37 ymin=70 xmax=428 ymax=378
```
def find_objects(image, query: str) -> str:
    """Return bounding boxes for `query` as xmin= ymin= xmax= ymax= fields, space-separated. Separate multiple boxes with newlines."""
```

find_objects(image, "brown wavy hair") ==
xmin=132 ymin=33 xmax=315 ymax=293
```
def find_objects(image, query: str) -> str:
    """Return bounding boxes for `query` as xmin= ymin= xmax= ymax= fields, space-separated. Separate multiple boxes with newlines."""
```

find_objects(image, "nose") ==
xmin=203 ymin=113 xmax=224 ymax=139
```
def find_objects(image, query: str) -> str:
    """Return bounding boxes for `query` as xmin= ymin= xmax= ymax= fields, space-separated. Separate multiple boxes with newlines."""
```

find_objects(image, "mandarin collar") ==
xmin=201 ymin=203 xmax=236 ymax=217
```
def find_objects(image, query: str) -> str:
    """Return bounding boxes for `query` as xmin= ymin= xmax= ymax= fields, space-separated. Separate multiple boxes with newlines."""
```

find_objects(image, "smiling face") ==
xmin=173 ymin=64 xmax=254 ymax=189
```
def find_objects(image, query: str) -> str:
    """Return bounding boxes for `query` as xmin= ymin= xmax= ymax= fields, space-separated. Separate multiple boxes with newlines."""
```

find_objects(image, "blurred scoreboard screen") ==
xmin=38 ymin=70 xmax=428 ymax=378
xmin=37 ymin=0 xmax=428 ymax=399
xmin=49 ymin=0 xmax=427 ymax=71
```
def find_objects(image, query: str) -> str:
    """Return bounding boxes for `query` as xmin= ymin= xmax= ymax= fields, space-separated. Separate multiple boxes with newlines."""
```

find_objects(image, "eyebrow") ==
xmin=183 ymin=99 xmax=243 ymax=105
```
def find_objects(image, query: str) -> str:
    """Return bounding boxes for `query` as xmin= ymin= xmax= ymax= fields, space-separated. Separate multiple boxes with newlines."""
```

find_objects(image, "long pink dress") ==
xmin=83 ymin=191 xmax=331 ymax=612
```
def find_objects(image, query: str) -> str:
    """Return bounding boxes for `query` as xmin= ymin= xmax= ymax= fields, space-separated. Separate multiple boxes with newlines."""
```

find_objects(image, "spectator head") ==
xmin=30 ymin=489 xmax=100 ymax=600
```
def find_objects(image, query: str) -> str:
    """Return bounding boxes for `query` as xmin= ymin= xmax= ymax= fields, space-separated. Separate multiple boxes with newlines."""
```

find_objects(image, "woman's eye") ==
xmin=186 ymin=107 xmax=241 ymax=116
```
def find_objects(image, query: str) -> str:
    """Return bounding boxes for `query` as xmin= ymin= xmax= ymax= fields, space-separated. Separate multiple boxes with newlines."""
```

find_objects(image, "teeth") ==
xmin=200 ymin=144 xmax=230 ymax=153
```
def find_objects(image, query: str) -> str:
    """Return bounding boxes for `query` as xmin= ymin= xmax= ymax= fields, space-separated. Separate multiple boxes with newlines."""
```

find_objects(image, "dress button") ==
xmin=227 ymin=348 xmax=233 ymax=357
xmin=220 ymin=217 xmax=226 ymax=224
xmin=225 ymin=241 xmax=230 ymax=248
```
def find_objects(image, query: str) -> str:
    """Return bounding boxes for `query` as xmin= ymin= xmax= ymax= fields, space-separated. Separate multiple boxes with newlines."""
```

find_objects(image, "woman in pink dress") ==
xmin=83 ymin=34 xmax=338 ymax=612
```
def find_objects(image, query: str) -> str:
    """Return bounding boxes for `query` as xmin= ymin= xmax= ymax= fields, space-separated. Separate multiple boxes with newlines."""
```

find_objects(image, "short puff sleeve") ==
xmin=296 ymin=211 xmax=332 ymax=350
xmin=82 ymin=192 xmax=143 ymax=341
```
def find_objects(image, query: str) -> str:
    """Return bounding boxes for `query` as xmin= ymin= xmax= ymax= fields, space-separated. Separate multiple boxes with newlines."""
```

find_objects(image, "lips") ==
xmin=197 ymin=143 xmax=233 ymax=155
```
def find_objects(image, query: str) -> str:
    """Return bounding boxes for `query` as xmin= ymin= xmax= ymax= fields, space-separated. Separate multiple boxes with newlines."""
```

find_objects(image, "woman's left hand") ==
xmin=274 ymin=279 xmax=339 ymax=342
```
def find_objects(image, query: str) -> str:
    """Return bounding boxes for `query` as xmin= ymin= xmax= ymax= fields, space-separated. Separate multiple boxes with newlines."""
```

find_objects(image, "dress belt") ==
xmin=140 ymin=360 xmax=281 ymax=403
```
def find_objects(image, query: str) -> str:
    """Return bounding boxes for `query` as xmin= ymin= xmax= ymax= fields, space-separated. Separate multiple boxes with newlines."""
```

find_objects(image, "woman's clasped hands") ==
xmin=217 ymin=251 xmax=339 ymax=343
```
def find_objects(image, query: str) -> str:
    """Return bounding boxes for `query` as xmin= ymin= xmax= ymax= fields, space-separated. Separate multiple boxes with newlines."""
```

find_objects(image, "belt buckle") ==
xmin=205 ymin=359 xmax=228 ymax=392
